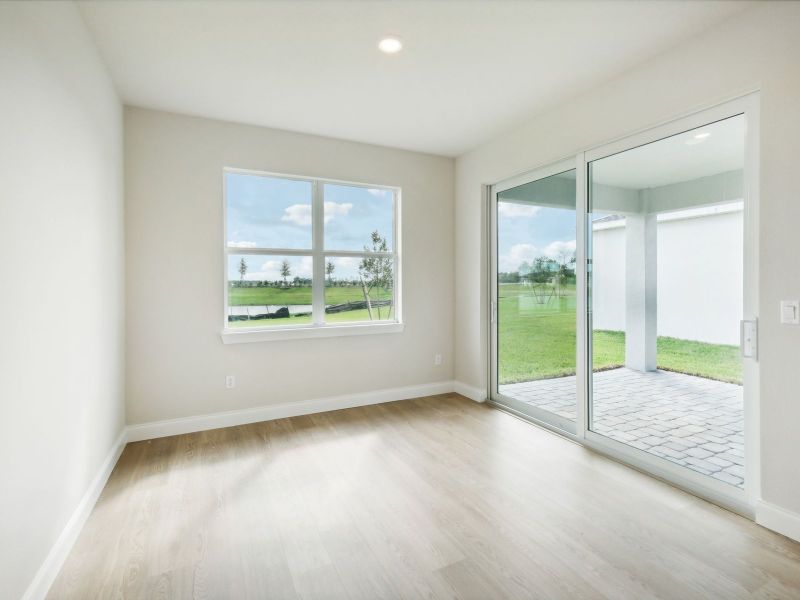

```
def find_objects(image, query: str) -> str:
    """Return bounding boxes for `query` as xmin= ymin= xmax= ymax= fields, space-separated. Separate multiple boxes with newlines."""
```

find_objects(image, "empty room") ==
xmin=3 ymin=0 xmax=800 ymax=598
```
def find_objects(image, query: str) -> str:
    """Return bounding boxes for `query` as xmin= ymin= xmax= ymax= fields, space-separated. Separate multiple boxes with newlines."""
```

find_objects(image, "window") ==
xmin=222 ymin=168 xmax=401 ymax=342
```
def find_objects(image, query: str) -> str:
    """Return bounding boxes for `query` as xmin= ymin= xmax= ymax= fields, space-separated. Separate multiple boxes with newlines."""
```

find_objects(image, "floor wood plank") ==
xmin=48 ymin=394 xmax=800 ymax=599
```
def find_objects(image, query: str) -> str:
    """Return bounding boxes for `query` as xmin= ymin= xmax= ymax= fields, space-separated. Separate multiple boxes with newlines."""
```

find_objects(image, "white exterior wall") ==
xmin=592 ymin=210 xmax=743 ymax=345
xmin=591 ymin=224 xmax=627 ymax=332
xmin=657 ymin=210 xmax=742 ymax=345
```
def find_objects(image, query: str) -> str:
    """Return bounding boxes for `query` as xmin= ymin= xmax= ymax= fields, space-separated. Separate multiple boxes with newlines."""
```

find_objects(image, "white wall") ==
xmin=0 ymin=3 xmax=125 ymax=599
xmin=455 ymin=2 xmax=800 ymax=514
xmin=125 ymin=107 xmax=454 ymax=425
xmin=658 ymin=210 xmax=743 ymax=345
xmin=592 ymin=210 xmax=743 ymax=345
xmin=591 ymin=223 xmax=627 ymax=333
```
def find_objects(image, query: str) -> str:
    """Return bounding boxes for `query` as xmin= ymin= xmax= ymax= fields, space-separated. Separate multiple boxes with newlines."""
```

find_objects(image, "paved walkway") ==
xmin=500 ymin=368 xmax=744 ymax=488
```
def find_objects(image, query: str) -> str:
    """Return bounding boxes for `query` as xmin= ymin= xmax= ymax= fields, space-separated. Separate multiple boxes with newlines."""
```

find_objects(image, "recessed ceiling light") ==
xmin=685 ymin=131 xmax=711 ymax=146
xmin=378 ymin=37 xmax=402 ymax=54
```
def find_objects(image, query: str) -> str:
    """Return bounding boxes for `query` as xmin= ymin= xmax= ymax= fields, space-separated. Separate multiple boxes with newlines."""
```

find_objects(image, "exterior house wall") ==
xmin=592 ymin=209 xmax=743 ymax=345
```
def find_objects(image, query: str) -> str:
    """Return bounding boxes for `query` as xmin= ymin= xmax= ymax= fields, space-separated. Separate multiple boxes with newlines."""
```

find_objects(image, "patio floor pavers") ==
xmin=500 ymin=367 xmax=744 ymax=488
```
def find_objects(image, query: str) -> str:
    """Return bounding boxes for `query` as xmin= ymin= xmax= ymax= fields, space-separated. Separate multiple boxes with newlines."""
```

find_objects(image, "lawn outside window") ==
xmin=220 ymin=168 xmax=402 ymax=344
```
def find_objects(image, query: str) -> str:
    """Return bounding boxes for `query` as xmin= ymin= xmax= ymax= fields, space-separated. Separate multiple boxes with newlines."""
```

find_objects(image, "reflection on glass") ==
xmin=227 ymin=254 xmax=312 ymax=328
xmin=497 ymin=169 xmax=577 ymax=431
xmin=324 ymin=255 xmax=394 ymax=324
xmin=226 ymin=172 xmax=312 ymax=250
xmin=589 ymin=115 xmax=745 ymax=487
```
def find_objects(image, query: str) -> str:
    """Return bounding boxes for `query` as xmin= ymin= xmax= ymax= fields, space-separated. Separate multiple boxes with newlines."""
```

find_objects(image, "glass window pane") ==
xmin=323 ymin=184 xmax=394 ymax=251
xmin=226 ymin=172 xmax=312 ymax=250
xmin=588 ymin=114 xmax=745 ymax=487
xmin=324 ymin=256 xmax=394 ymax=323
xmin=227 ymin=254 xmax=313 ymax=328
xmin=496 ymin=169 xmax=577 ymax=432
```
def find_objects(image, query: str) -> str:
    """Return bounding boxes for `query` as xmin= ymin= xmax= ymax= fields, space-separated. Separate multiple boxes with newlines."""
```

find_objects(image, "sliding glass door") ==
xmin=587 ymin=114 xmax=748 ymax=489
xmin=490 ymin=94 xmax=758 ymax=510
xmin=491 ymin=161 xmax=578 ymax=434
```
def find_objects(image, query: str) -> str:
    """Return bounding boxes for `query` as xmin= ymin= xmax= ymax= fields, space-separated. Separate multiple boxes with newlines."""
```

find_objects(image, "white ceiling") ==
xmin=77 ymin=1 xmax=752 ymax=157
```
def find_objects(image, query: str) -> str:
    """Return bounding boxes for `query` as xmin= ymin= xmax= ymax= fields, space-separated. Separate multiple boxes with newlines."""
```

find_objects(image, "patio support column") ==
xmin=625 ymin=213 xmax=657 ymax=372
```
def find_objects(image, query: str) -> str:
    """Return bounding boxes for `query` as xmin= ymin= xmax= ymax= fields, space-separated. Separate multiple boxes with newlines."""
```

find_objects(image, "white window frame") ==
xmin=220 ymin=167 xmax=403 ymax=344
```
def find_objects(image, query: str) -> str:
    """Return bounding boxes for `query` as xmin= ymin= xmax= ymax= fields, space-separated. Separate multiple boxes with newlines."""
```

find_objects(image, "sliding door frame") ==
xmin=489 ymin=157 xmax=580 ymax=436
xmin=488 ymin=92 xmax=760 ymax=517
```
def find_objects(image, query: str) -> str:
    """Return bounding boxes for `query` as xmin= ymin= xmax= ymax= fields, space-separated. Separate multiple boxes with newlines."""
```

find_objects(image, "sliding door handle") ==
xmin=740 ymin=319 xmax=758 ymax=360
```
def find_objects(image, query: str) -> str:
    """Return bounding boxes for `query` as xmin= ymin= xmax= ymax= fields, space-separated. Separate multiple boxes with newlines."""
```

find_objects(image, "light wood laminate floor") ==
xmin=49 ymin=394 xmax=800 ymax=599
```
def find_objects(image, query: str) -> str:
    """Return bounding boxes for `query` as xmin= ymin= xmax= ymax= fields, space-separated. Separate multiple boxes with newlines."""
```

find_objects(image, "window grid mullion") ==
xmin=312 ymin=180 xmax=325 ymax=325
xmin=224 ymin=247 xmax=392 ymax=258
xmin=224 ymin=168 xmax=400 ymax=332
xmin=224 ymin=247 xmax=313 ymax=256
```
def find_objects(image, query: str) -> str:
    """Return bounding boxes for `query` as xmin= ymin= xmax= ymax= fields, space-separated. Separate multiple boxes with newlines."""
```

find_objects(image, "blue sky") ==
xmin=227 ymin=171 xmax=576 ymax=281
xmin=497 ymin=203 xmax=576 ymax=273
xmin=227 ymin=172 xmax=393 ymax=281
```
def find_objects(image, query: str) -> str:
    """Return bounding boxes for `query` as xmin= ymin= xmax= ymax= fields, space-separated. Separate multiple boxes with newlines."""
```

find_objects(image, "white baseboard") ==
xmin=127 ymin=380 xmax=457 ymax=442
xmin=756 ymin=500 xmax=800 ymax=542
xmin=22 ymin=427 xmax=127 ymax=600
xmin=453 ymin=380 xmax=487 ymax=402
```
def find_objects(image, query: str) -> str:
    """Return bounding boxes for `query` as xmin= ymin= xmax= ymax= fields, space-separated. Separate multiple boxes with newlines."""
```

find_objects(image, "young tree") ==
xmin=554 ymin=250 xmax=576 ymax=297
xmin=532 ymin=257 xmax=550 ymax=283
xmin=326 ymin=260 xmax=335 ymax=284
xmin=280 ymin=259 xmax=291 ymax=287
xmin=358 ymin=231 xmax=393 ymax=320
xmin=238 ymin=257 xmax=247 ymax=282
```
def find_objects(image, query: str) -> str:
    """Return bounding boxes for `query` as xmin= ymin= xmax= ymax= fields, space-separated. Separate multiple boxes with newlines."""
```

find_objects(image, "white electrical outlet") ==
xmin=225 ymin=375 xmax=236 ymax=389
xmin=434 ymin=353 xmax=442 ymax=366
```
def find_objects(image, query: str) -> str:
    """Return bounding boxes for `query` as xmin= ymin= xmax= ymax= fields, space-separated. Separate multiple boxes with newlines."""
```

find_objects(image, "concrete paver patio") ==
xmin=500 ymin=367 xmax=744 ymax=488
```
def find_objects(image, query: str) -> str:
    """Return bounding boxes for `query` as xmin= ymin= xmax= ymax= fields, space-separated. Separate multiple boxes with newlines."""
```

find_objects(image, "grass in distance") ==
xmin=228 ymin=307 xmax=393 ymax=327
xmin=228 ymin=284 xmax=390 ymax=306
xmin=498 ymin=283 xmax=741 ymax=385
xmin=227 ymin=283 xmax=393 ymax=328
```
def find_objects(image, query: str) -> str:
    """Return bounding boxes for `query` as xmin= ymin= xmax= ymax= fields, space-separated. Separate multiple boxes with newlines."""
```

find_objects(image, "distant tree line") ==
xmin=229 ymin=277 xmax=382 ymax=288
xmin=499 ymin=254 xmax=576 ymax=288
xmin=229 ymin=278 xmax=313 ymax=288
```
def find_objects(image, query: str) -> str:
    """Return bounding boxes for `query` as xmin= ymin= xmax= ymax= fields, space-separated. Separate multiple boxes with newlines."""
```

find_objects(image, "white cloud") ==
xmin=326 ymin=256 xmax=360 ymax=278
xmin=367 ymin=188 xmax=388 ymax=197
xmin=498 ymin=203 xmax=540 ymax=218
xmin=281 ymin=202 xmax=354 ymax=226
xmin=243 ymin=256 xmax=313 ymax=281
xmin=499 ymin=243 xmax=538 ymax=272
xmin=227 ymin=241 xmax=257 ymax=248
xmin=324 ymin=201 xmax=353 ymax=223
xmin=543 ymin=240 xmax=576 ymax=259
xmin=281 ymin=204 xmax=312 ymax=226
xmin=498 ymin=240 xmax=575 ymax=272
xmin=332 ymin=256 xmax=358 ymax=269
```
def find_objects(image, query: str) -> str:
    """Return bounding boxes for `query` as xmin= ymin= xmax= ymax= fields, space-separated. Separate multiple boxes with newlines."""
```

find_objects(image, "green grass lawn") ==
xmin=228 ymin=284 xmax=390 ymax=306
xmin=498 ymin=283 xmax=742 ymax=385
xmin=228 ymin=284 xmax=393 ymax=327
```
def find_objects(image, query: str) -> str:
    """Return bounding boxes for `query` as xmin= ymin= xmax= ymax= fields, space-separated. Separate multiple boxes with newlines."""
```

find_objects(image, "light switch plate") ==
xmin=780 ymin=300 xmax=800 ymax=325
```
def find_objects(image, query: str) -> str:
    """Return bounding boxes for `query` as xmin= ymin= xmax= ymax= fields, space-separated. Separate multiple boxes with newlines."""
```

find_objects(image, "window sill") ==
xmin=220 ymin=321 xmax=404 ymax=344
